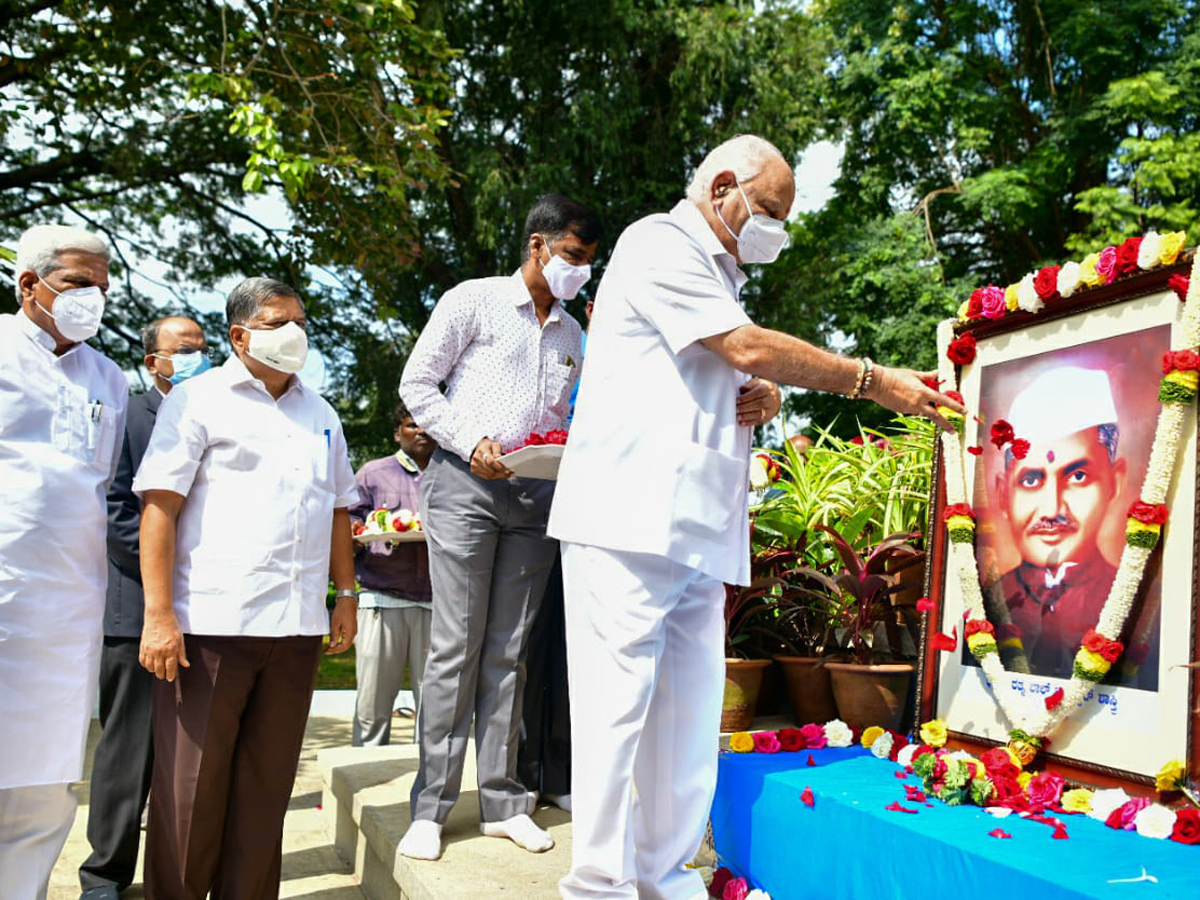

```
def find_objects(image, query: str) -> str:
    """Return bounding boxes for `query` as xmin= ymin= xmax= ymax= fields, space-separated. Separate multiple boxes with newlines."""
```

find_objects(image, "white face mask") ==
xmin=541 ymin=243 xmax=592 ymax=300
xmin=715 ymin=179 xmax=790 ymax=265
xmin=36 ymin=276 xmax=106 ymax=342
xmin=239 ymin=320 xmax=308 ymax=374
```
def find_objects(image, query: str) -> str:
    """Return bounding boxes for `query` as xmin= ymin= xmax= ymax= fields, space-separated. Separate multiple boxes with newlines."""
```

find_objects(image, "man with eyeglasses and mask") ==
xmin=549 ymin=135 xmax=965 ymax=900
xmin=398 ymin=193 xmax=601 ymax=861
xmin=0 ymin=224 xmax=127 ymax=900
xmin=78 ymin=315 xmax=208 ymax=900
xmin=133 ymin=277 xmax=359 ymax=898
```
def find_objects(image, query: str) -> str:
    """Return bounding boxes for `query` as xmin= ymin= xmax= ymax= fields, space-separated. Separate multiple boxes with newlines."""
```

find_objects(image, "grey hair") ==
xmin=685 ymin=134 xmax=787 ymax=205
xmin=141 ymin=317 xmax=167 ymax=356
xmin=225 ymin=276 xmax=302 ymax=326
xmin=1004 ymin=423 xmax=1119 ymax=469
xmin=14 ymin=225 xmax=110 ymax=300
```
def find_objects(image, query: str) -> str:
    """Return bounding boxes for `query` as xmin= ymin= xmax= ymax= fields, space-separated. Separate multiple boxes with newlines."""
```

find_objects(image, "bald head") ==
xmin=143 ymin=315 xmax=208 ymax=392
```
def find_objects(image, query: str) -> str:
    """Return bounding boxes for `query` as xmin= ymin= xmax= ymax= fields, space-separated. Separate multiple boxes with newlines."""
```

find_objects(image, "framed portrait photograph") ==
xmin=918 ymin=259 xmax=1199 ymax=786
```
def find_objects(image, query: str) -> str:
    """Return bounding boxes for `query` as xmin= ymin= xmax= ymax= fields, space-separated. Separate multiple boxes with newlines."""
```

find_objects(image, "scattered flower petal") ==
xmin=988 ymin=828 xmax=1012 ymax=839
xmin=800 ymin=787 xmax=814 ymax=808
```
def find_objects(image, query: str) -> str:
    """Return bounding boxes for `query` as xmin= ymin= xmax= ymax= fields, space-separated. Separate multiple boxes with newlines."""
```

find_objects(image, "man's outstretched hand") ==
xmin=869 ymin=365 xmax=966 ymax=433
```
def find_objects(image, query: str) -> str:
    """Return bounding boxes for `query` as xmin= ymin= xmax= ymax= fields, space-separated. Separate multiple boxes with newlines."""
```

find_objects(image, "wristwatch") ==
xmin=334 ymin=588 xmax=359 ymax=602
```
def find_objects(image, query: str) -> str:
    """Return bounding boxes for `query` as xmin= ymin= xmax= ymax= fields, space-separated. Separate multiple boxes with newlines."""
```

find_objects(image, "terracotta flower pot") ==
xmin=825 ymin=662 xmax=913 ymax=732
xmin=774 ymin=656 xmax=838 ymax=726
xmin=721 ymin=658 xmax=772 ymax=732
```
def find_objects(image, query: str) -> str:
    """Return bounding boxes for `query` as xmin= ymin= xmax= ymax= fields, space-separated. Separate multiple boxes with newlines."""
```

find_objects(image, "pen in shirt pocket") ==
xmin=323 ymin=428 xmax=331 ymax=449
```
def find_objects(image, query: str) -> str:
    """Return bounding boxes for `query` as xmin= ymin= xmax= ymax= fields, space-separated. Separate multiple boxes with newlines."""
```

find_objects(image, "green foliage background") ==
xmin=2 ymin=0 xmax=1198 ymax=457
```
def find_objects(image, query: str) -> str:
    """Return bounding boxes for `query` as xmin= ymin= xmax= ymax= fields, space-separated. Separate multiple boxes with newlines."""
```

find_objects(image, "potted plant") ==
xmin=721 ymin=579 xmax=777 ymax=732
xmin=816 ymin=526 xmax=926 ymax=731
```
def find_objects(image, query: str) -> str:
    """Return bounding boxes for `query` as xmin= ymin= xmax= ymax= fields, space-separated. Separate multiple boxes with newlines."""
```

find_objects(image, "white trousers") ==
xmin=353 ymin=602 xmax=432 ymax=746
xmin=559 ymin=543 xmax=725 ymax=900
xmin=0 ymin=782 xmax=77 ymax=900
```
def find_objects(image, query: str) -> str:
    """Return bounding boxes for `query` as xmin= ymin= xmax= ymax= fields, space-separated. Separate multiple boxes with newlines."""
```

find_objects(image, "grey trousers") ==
xmin=353 ymin=603 xmax=431 ymax=746
xmin=410 ymin=448 xmax=558 ymax=824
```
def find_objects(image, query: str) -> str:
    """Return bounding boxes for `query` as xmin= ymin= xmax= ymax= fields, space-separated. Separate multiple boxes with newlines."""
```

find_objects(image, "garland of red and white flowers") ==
xmin=934 ymin=234 xmax=1199 ymax=748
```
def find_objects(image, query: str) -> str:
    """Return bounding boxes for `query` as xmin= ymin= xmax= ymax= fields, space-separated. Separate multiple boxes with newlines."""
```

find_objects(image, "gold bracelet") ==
xmin=858 ymin=357 xmax=875 ymax=399
xmin=847 ymin=358 xmax=867 ymax=399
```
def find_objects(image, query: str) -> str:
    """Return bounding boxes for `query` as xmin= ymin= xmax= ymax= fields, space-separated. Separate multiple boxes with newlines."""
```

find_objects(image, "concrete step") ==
xmin=318 ymin=743 xmax=572 ymax=900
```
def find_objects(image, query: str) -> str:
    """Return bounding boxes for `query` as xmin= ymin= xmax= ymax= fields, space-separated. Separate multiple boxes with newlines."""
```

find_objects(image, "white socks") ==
xmin=480 ymin=813 xmax=554 ymax=852
xmin=398 ymin=819 xmax=443 ymax=860
xmin=544 ymin=793 xmax=572 ymax=812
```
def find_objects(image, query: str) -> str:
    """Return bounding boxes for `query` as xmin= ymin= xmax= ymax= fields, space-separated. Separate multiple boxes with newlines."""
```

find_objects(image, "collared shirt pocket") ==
xmin=53 ymin=383 xmax=118 ymax=471
xmin=544 ymin=361 xmax=575 ymax=415
xmin=310 ymin=427 xmax=335 ymax=492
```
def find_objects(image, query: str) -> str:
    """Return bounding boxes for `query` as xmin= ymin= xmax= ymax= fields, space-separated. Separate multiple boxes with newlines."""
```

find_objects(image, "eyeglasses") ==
xmin=151 ymin=347 xmax=212 ymax=359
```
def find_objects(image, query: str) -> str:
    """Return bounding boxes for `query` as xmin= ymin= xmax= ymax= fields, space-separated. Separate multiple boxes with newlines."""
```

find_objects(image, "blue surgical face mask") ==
xmin=154 ymin=349 xmax=211 ymax=385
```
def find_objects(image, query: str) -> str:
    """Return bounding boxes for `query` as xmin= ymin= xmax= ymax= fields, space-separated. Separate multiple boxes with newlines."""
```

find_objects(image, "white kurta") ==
xmin=548 ymin=199 xmax=754 ymax=585
xmin=0 ymin=311 xmax=127 ymax=789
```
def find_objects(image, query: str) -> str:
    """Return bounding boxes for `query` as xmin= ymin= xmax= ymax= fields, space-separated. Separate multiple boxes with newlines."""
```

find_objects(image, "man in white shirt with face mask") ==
xmin=549 ymin=135 xmax=965 ymax=900
xmin=133 ymin=276 xmax=359 ymax=899
xmin=398 ymin=194 xmax=600 ymax=861
xmin=0 ymin=224 xmax=127 ymax=900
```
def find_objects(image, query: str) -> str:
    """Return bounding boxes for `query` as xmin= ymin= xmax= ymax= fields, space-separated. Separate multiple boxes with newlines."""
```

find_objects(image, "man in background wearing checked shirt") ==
xmin=398 ymin=194 xmax=601 ymax=860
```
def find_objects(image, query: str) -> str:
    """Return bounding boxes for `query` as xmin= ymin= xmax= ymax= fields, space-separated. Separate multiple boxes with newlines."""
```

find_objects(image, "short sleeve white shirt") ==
xmin=399 ymin=270 xmax=583 ymax=460
xmin=548 ymin=200 xmax=755 ymax=585
xmin=132 ymin=356 xmax=358 ymax=637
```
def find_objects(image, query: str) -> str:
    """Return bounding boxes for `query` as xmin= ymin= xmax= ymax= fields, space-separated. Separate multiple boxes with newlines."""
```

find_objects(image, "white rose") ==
xmin=1017 ymin=272 xmax=1043 ymax=313
xmin=895 ymin=743 xmax=918 ymax=768
xmin=1087 ymin=788 xmax=1131 ymax=822
xmin=746 ymin=892 xmax=772 ymax=900
xmin=823 ymin=719 xmax=853 ymax=748
xmin=1057 ymin=261 xmax=1082 ymax=298
xmin=1138 ymin=231 xmax=1164 ymax=271
xmin=749 ymin=456 xmax=770 ymax=491
xmin=871 ymin=732 xmax=894 ymax=759
xmin=1134 ymin=803 xmax=1177 ymax=839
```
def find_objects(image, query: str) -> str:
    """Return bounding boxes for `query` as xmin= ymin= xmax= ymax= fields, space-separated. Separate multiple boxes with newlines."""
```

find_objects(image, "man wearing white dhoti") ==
xmin=0 ymin=225 xmax=127 ymax=900
xmin=548 ymin=135 xmax=964 ymax=900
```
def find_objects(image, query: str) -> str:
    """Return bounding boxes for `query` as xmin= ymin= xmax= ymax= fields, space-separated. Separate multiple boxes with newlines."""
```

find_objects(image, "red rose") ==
xmin=1099 ymin=637 xmax=1124 ymax=664
xmin=1027 ymin=771 xmax=1065 ymax=807
xmin=1010 ymin=438 xmax=1030 ymax=460
xmin=1034 ymin=265 xmax=1061 ymax=302
xmin=777 ymin=727 xmax=805 ymax=752
xmin=965 ymin=619 xmax=995 ymax=638
xmin=967 ymin=288 xmax=985 ymax=318
xmin=800 ymin=722 xmax=827 ymax=749
xmin=990 ymin=774 xmax=1023 ymax=802
xmin=1128 ymin=500 xmax=1169 ymax=525
xmin=990 ymin=419 xmax=1014 ymax=449
xmin=943 ymin=502 xmax=974 ymax=521
xmin=946 ymin=334 xmax=977 ymax=365
xmin=545 ymin=429 xmax=569 ymax=445
xmin=1171 ymin=808 xmax=1200 ymax=844
xmin=1082 ymin=628 xmax=1107 ymax=654
xmin=525 ymin=432 xmax=546 ymax=446
xmin=980 ymin=285 xmax=1007 ymax=319
xmin=981 ymin=748 xmax=1019 ymax=781
xmin=1163 ymin=349 xmax=1200 ymax=374
xmin=945 ymin=389 xmax=964 ymax=404
xmin=1114 ymin=236 xmax=1143 ymax=278
xmin=921 ymin=375 xmax=942 ymax=390
xmin=709 ymin=867 xmax=734 ymax=898
xmin=1169 ymin=274 xmax=1190 ymax=303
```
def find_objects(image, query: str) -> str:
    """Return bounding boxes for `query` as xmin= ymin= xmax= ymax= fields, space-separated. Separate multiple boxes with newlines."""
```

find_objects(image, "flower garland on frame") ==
xmin=934 ymin=245 xmax=1200 ymax=751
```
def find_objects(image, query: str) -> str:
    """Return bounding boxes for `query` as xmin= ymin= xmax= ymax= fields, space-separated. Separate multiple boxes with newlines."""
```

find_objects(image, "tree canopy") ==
xmin=3 ymin=0 xmax=1197 ymax=454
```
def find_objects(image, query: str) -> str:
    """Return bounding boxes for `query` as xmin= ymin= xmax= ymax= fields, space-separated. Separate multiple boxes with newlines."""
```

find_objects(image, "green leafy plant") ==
xmin=815 ymin=526 xmax=926 ymax=666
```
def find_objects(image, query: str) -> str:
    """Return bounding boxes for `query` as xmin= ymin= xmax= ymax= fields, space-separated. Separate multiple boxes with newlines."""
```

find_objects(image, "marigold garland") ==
xmin=933 ymin=239 xmax=1200 ymax=745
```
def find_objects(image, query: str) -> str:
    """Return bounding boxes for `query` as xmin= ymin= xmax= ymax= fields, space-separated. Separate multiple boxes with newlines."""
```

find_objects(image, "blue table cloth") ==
xmin=711 ymin=747 xmax=1200 ymax=900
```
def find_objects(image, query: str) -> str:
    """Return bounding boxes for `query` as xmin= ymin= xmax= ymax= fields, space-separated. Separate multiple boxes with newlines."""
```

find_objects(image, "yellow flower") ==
xmin=861 ymin=725 xmax=885 ymax=748
xmin=1061 ymin=788 xmax=1094 ymax=813
xmin=919 ymin=719 xmax=947 ymax=748
xmin=1156 ymin=759 xmax=1188 ymax=792
xmin=1080 ymin=252 xmax=1103 ymax=286
xmin=945 ymin=514 xmax=974 ymax=532
xmin=729 ymin=732 xmax=755 ymax=753
xmin=1017 ymin=771 xmax=1033 ymax=790
xmin=966 ymin=633 xmax=996 ymax=653
xmin=1004 ymin=284 xmax=1020 ymax=311
xmin=1126 ymin=519 xmax=1162 ymax=537
xmin=957 ymin=300 xmax=972 ymax=321
xmin=1075 ymin=648 xmax=1110 ymax=672
xmin=1164 ymin=368 xmax=1200 ymax=391
xmin=1161 ymin=231 xmax=1187 ymax=266
xmin=1004 ymin=746 xmax=1025 ymax=770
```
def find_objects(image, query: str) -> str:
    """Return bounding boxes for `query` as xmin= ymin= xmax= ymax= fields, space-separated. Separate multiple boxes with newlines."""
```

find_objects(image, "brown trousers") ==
xmin=144 ymin=634 xmax=322 ymax=900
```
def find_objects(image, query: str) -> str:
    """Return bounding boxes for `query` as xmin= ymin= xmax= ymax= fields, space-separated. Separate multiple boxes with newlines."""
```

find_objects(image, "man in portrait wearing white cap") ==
xmin=985 ymin=366 xmax=1130 ymax=679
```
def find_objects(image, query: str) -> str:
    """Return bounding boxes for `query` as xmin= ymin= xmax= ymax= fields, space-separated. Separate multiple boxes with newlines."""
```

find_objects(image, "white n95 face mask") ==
xmin=36 ymin=277 xmax=106 ymax=342
xmin=715 ymin=179 xmax=790 ymax=265
xmin=542 ymin=249 xmax=592 ymax=300
xmin=242 ymin=320 xmax=309 ymax=374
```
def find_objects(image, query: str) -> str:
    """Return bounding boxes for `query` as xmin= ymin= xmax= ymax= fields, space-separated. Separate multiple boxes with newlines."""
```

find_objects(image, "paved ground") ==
xmin=48 ymin=712 xmax=375 ymax=900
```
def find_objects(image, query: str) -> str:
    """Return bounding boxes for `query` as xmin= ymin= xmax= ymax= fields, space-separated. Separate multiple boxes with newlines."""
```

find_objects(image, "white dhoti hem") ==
xmin=0 ymin=782 xmax=77 ymax=900
xmin=559 ymin=542 xmax=725 ymax=900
